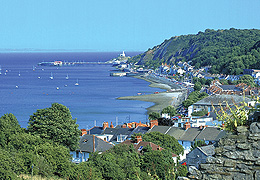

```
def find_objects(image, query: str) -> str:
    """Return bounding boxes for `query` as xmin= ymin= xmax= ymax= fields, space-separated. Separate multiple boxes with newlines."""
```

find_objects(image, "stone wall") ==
xmin=188 ymin=122 xmax=260 ymax=180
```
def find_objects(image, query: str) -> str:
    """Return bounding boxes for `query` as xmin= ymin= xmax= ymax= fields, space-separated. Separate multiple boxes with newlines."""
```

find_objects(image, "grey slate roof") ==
xmin=86 ymin=126 xmax=103 ymax=135
xmin=127 ymin=126 xmax=150 ymax=138
xmin=196 ymin=127 xmax=224 ymax=141
xmin=166 ymin=127 xmax=186 ymax=140
xmin=198 ymin=144 xmax=215 ymax=156
xmin=147 ymin=126 xmax=171 ymax=134
xmin=102 ymin=127 xmax=134 ymax=142
xmin=193 ymin=94 xmax=251 ymax=106
xmin=219 ymin=85 xmax=237 ymax=91
xmin=78 ymin=134 xmax=114 ymax=153
xmin=102 ymin=127 xmax=118 ymax=135
xmin=178 ymin=128 xmax=201 ymax=141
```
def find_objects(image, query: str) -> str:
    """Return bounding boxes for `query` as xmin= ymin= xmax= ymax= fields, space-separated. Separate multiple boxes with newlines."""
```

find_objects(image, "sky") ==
xmin=0 ymin=0 xmax=260 ymax=52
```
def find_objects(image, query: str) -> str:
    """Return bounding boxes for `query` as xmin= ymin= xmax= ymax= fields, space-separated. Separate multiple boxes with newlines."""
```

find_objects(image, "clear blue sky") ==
xmin=0 ymin=0 xmax=259 ymax=52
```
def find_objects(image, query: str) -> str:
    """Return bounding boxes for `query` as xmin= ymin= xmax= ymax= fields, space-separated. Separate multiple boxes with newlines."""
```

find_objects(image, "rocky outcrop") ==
xmin=188 ymin=123 xmax=260 ymax=180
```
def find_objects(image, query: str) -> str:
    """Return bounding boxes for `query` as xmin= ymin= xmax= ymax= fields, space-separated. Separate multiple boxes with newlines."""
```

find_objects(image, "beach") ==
xmin=117 ymin=74 xmax=187 ymax=113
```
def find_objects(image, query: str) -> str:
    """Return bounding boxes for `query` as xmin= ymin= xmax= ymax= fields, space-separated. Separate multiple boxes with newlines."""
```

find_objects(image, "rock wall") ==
xmin=188 ymin=122 xmax=260 ymax=180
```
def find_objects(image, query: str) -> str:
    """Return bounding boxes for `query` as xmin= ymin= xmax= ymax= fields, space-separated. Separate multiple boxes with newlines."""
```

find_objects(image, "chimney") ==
xmin=184 ymin=122 xmax=191 ymax=130
xmin=81 ymin=129 xmax=87 ymax=136
xmin=103 ymin=122 xmax=109 ymax=130
xmin=110 ymin=122 xmax=114 ymax=128
xmin=136 ymin=135 xmax=142 ymax=143
xmin=150 ymin=119 xmax=158 ymax=129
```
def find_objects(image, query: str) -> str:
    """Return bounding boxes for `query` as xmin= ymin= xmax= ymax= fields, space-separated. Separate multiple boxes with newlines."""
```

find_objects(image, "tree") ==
xmin=237 ymin=74 xmax=256 ymax=87
xmin=191 ymin=140 xmax=207 ymax=151
xmin=88 ymin=144 xmax=142 ymax=180
xmin=158 ymin=117 xmax=174 ymax=126
xmin=141 ymin=147 xmax=175 ymax=179
xmin=194 ymin=82 xmax=202 ymax=91
xmin=191 ymin=110 xmax=208 ymax=116
xmin=175 ymin=164 xmax=188 ymax=178
xmin=161 ymin=105 xmax=176 ymax=118
xmin=0 ymin=113 xmax=22 ymax=148
xmin=148 ymin=112 xmax=160 ymax=120
xmin=27 ymin=103 xmax=81 ymax=151
xmin=143 ymin=131 xmax=184 ymax=156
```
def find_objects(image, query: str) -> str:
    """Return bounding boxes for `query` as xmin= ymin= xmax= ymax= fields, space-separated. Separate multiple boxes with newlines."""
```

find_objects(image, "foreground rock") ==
xmin=188 ymin=122 xmax=260 ymax=180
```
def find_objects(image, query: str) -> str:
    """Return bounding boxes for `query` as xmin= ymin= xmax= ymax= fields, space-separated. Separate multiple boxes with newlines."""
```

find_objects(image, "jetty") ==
xmin=38 ymin=61 xmax=111 ymax=66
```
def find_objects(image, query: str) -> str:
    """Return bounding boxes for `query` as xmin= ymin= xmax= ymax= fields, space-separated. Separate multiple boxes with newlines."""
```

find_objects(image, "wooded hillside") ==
xmin=128 ymin=28 xmax=260 ymax=75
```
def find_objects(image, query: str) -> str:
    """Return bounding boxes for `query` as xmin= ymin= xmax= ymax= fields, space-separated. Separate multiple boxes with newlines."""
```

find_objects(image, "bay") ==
xmin=0 ymin=52 xmax=164 ymax=129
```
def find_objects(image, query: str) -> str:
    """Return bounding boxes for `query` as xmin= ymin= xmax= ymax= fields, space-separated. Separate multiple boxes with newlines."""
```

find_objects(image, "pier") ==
xmin=38 ymin=61 xmax=111 ymax=66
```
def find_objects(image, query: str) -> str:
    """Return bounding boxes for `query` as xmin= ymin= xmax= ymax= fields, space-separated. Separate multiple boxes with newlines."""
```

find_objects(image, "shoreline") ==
xmin=117 ymin=74 xmax=187 ymax=114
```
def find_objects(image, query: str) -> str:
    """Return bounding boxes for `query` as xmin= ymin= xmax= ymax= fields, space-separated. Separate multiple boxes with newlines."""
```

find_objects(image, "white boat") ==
xmin=0 ymin=65 xmax=2 ymax=75
xmin=50 ymin=72 xmax=53 ymax=80
xmin=18 ymin=71 xmax=21 ymax=77
xmin=66 ymin=74 xmax=69 ymax=80
xmin=56 ymin=87 xmax=60 ymax=90
xmin=75 ymin=79 xmax=79 ymax=86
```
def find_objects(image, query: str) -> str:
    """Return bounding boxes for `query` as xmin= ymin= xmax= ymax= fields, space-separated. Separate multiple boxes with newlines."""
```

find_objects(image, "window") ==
xmin=117 ymin=135 xmax=127 ymax=142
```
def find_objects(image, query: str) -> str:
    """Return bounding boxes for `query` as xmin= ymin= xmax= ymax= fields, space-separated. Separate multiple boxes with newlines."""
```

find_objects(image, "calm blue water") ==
xmin=0 ymin=52 xmax=163 ymax=129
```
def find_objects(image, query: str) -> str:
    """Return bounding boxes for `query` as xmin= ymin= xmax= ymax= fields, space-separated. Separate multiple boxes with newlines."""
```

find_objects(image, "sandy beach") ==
xmin=117 ymin=74 xmax=187 ymax=113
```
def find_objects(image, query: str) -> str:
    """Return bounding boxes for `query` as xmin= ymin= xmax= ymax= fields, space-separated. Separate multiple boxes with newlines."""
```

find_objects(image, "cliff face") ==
xmin=188 ymin=123 xmax=260 ymax=180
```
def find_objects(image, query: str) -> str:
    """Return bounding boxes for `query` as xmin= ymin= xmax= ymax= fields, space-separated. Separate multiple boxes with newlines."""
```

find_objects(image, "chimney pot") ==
xmin=150 ymin=119 xmax=158 ymax=129
xmin=136 ymin=135 xmax=142 ymax=143
xmin=110 ymin=122 xmax=114 ymax=128
xmin=184 ymin=122 xmax=191 ymax=130
xmin=103 ymin=122 xmax=109 ymax=130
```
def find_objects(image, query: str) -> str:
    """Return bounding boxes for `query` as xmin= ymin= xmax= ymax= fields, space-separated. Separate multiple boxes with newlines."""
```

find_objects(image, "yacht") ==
xmin=50 ymin=72 xmax=54 ymax=80
xmin=75 ymin=79 xmax=79 ymax=86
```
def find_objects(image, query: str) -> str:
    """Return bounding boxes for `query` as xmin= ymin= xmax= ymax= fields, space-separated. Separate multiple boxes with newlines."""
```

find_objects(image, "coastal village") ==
xmin=67 ymin=51 xmax=260 ymax=179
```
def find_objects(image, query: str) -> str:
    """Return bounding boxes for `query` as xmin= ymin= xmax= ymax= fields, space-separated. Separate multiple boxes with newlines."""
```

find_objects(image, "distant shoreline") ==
xmin=117 ymin=74 xmax=186 ymax=114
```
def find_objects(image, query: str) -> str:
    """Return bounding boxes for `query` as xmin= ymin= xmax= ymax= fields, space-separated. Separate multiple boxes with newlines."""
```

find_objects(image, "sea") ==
xmin=0 ymin=52 xmax=164 ymax=129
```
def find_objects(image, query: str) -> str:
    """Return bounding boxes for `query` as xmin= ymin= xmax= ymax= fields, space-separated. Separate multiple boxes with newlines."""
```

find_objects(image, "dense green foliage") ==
xmin=237 ymin=74 xmax=256 ymax=87
xmin=158 ymin=117 xmax=175 ymax=126
xmin=191 ymin=110 xmax=208 ymax=117
xmin=182 ymin=91 xmax=209 ymax=108
xmin=0 ymin=109 xmax=187 ymax=179
xmin=129 ymin=28 xmax=260 ymax=75
xmin=191 ymin=140 xmax=207 ymax=151
xmin=143 ymin=131 xmax=184 ymax=156
xmin=161 ymin=105 xmax=177 ymax=117
xmin=27 ymin=103 xmax=81 ymax=151
xmin=148 ymin=111 xmax=161 ymax=120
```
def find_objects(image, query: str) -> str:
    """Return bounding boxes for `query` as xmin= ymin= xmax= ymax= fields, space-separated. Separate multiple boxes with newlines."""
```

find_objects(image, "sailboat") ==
xmin=66 ymin=74 xmax=69 ymax=80
xmin=0 ymin=65 xmax=1 ymax=75
xmin=50 ymin=72 xmax=53 ymax=80
xmin=75 ymin=79 xmax=79 ymax=86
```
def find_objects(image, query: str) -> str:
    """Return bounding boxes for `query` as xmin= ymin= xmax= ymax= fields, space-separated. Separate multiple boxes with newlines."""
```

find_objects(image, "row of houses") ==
xmin=70 ymin=118 xmax=226 ymax=163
